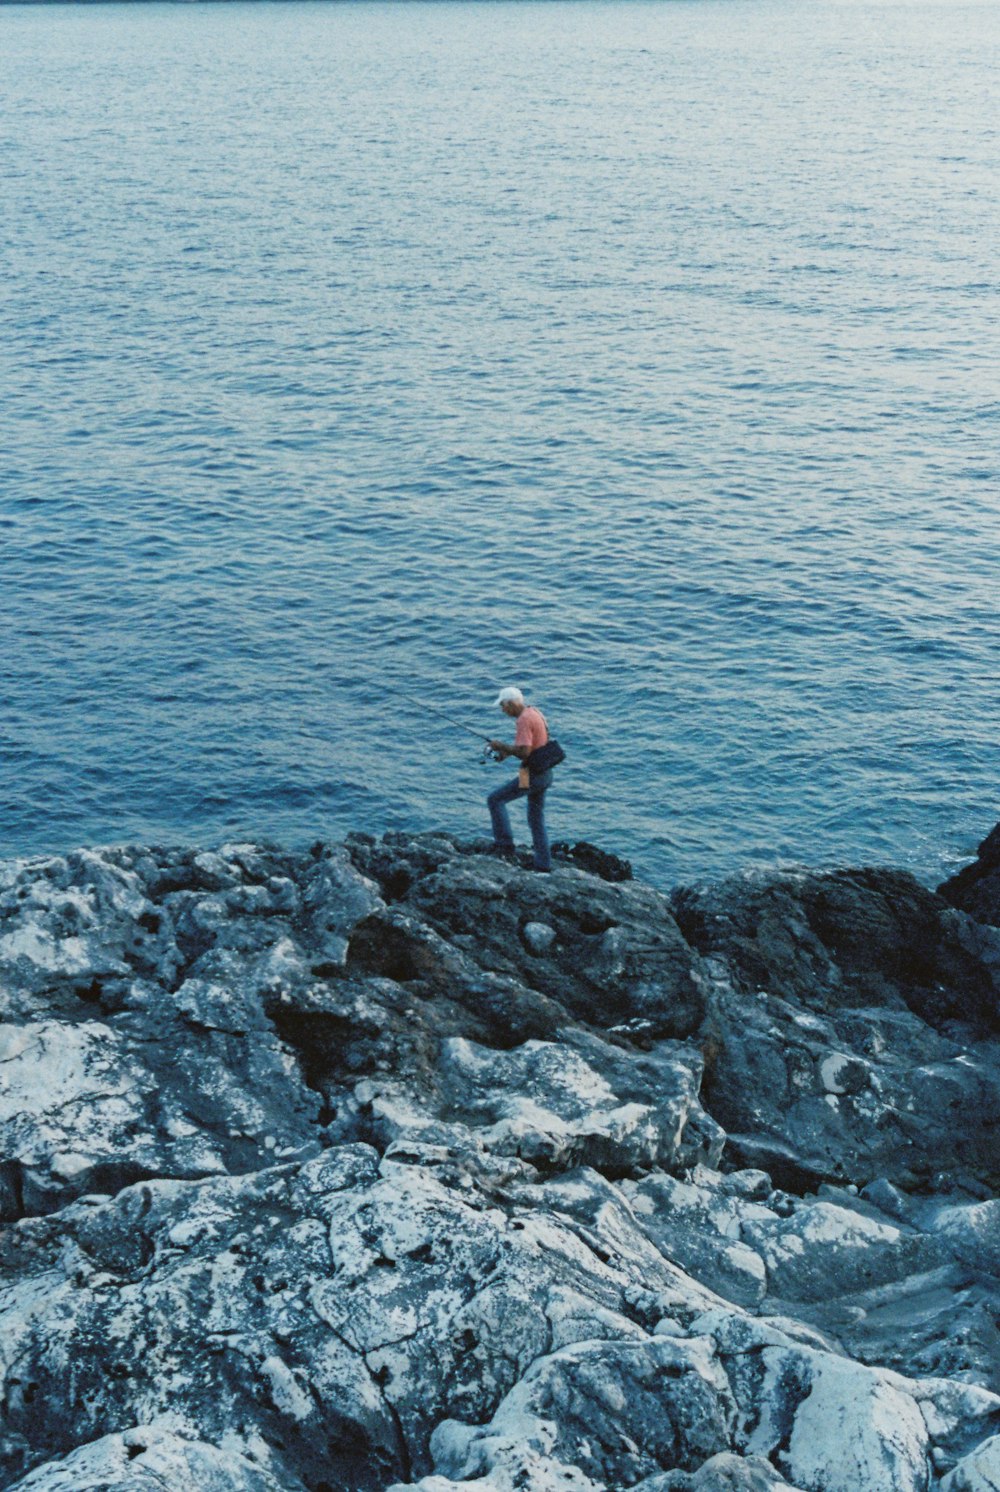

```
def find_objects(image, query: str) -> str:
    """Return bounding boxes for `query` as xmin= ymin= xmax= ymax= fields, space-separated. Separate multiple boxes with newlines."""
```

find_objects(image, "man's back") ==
xmin=514 ymin=706 xmax=548 ymax=756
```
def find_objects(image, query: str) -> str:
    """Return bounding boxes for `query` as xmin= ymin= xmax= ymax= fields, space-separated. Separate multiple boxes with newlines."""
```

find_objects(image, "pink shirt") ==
xmin=514 ymin=706 xmax=548 ymax=756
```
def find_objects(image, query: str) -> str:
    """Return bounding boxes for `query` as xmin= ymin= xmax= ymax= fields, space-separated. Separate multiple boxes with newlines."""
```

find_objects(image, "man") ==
xmin=487 ymin=686 xmax=554 ymax=872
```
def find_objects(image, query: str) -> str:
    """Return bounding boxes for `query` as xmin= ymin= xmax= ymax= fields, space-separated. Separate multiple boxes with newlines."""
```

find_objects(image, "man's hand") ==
xmin=489 ymin=740 xmax=531 ymax=762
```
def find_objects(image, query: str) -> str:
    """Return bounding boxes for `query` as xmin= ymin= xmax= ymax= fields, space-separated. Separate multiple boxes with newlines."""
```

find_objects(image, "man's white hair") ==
xmin=493 ymin=686 xmax=524 ymax=707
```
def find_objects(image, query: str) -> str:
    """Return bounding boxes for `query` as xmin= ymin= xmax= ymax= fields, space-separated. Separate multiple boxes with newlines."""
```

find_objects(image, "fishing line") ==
xmin=395 ymin=691 xmax=503 ymax=762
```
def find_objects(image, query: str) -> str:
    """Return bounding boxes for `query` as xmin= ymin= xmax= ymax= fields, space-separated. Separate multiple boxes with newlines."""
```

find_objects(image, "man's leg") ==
xmin=488 ymin=777 xmax=525 ymax=852
xmin=526 ymin=775 xmax=552 ymax=871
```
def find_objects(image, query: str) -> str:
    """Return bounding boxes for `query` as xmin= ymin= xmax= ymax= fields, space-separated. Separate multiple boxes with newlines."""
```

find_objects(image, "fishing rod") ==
xmin=397 ymin=691 xmax=503 ymax=761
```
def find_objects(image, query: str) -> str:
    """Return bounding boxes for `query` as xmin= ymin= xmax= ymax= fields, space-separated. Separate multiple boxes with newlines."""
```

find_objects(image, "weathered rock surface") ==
xmin=2 ymin=825 xmax=1000 ymax=1491
xmin=671 ymin=866 xmax=1000 ymax=1193
xmin=5 ymin=1427 xmax=290 ymax=1491
xmin=671 ymin=865 xmax=1000 ymax=1031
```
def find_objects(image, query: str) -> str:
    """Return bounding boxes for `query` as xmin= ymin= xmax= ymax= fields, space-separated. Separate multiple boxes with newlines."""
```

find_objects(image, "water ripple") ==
xmin=1 ymin=0 xmax=998 ymax=886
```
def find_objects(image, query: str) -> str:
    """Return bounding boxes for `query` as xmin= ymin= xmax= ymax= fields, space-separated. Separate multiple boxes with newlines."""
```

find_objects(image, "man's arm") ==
xmin=488 ymin=739 xmax=530 ymax=761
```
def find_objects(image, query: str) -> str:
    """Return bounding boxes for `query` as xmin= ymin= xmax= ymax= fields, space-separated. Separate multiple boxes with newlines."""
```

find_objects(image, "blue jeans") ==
xmin=488 ymin=769 xmax=553 ymax=870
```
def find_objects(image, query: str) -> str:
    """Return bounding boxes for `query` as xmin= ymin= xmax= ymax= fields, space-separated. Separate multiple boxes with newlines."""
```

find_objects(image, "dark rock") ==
xmin=939 ymin=822 xmax=1000 ymax=928
xmin=672 ymin=866 xmax=1000 ymax=1033
xmin=401 ymin=851 xmax=709 ymax=1039
xmin=551 ymin=840 xmax=634 ymax=882
xmin=667 ymin=862 xmax=1000 ymax=1194
xmin=702 ymin=976 xmax=1000 ymax=1193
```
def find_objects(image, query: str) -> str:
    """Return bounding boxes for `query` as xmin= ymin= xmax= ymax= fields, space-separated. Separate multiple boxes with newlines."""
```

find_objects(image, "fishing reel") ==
xmin=480 ymin=743 xmax=503 ymax=765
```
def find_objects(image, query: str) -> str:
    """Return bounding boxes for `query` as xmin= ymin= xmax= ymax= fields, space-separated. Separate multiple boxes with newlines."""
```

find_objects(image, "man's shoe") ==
xmin=489 ymin=845 xmax=516 ymax=860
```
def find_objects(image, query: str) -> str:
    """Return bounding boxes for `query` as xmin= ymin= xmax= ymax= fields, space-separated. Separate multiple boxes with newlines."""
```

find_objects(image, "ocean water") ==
xmin=1 ymin=0 xmax=998 ymax=890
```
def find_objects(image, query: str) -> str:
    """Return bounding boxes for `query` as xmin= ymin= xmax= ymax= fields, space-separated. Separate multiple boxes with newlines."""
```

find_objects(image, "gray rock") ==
xmin=429 ymin=1031 xmax=722 ymax=1175
xmin=622 ymin=1171 xmax=768 ymax=1308
xmin=941 ymin=1432 xmax=1000 ymax=1490
xmin=0 ymin=1017 xmax=226 ymax=1218
xmin=0 ymin=847 xmax=155 ymax=1021
xmin=298 ymin=843 xmax=384 ymax=967
xmin=550 ymin=841 xmax=634 ymax=882
xmin=6 ymin=1428 xmax=290 ymax=1491
xmin=3 ymin=829 xmax=1000 ymax=1492
xmin=928 ymin=1198 xmax=1000 ymax=1278
xmin=699 ymin=1310 xmax=940 ymax=1492
xmin=423 ymin=1332 xmax=735 ymax=1487
xmin=523 ymin=920 xmax=558 ymax=955
xmin=0 ymin=1149 xmax=727 ymax=1489
xmin=792 ymin=1261 xmax=1000 ymax=1389
xmin=741 ymin=1199 xmax=944 ymax=1305
xmin=636 ymin=1452 xmax=803 ymax=1490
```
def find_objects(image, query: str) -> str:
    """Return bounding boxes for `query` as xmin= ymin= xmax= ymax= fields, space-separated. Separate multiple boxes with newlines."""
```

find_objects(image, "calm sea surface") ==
xmin=1 ymin=0 xmax=997 ymax=889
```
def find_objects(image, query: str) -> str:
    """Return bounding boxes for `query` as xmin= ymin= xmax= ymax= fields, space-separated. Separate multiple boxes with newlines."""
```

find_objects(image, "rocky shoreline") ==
xmin=2 ymin=824 xmax=1000 ymax=1491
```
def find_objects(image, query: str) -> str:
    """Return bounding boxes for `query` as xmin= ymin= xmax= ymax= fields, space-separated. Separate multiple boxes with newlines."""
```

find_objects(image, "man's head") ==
xmin=494 ymin=685 xmax=525 ymax=718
